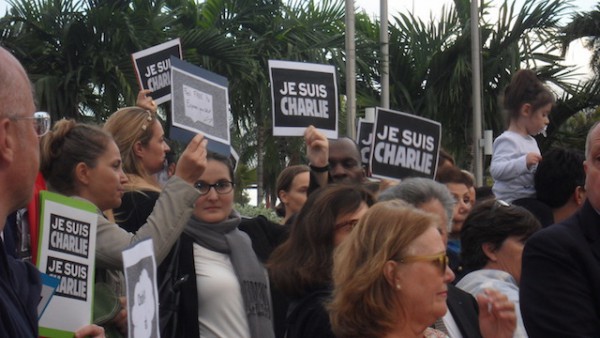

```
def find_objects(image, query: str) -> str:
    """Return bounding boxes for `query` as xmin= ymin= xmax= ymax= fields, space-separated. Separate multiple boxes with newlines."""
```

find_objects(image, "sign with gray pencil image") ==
xmin=370 ymin=108 xmax=441 ymax=181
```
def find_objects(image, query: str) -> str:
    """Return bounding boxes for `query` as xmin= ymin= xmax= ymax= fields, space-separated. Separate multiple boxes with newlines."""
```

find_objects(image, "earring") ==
xmin=396 ymin=283 xmax=402 ymax=290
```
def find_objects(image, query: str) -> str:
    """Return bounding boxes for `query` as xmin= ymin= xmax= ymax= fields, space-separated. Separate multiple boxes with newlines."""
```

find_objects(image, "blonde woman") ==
xmin=103 ymin=104 xmax=170 ymax=233
xmin=328 ymin=201 xmax=517 ymax=338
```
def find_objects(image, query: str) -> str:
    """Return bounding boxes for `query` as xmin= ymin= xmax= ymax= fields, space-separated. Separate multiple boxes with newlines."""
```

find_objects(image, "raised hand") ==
xmin=477 ymin=289 xmax=517 ymax=338
xmin=175 ymin=134 xmax=208 ymax=184
xmin=136 ymin=89 xmax=158 ymax=113
xmin=304 ymin=125 xmax=328 ymax=167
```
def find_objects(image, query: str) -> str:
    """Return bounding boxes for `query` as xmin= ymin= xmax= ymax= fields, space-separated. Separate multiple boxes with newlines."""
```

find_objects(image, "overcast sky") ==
xmin=1 ymin=0 xmax=597 ymax=76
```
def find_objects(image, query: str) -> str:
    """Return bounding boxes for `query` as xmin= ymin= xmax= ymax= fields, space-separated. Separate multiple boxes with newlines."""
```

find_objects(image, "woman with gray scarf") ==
xmin=162 ymin=151 xmax=274 ymax=338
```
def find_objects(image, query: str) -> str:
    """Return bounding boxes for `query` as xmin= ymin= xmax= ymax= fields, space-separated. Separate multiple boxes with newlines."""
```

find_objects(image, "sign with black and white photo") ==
xmin=37 ymin=191 xmax=98 ymax=337
xmin=370 ymin=108 xmax=441 ymax=180
xmin=356 ymin=119 xmax=374 ymax=169
xmin=269 ymin=60 xmax=338 ymax=138
xmin=123 ymin=239 xmax=159 ymax=338
xmin=170 ymin=56 xmax=230 ymax=156
xmin=132 ymin=38 xmax=182 ymax=105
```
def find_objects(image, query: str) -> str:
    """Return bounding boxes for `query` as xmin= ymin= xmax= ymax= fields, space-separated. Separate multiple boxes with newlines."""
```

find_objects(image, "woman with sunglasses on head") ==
xmin=39 ymin=119 xmax=207 ymax=336
xmin=457 ymin=199 xmax=540 ymax=337
xmin=103 ymin=91 xmax=170 ymax=233
xmin=328 ymin=201 xmax=516 ymax=338
xmin=162 ymin=151 xmax=275 ymax=338
xmin=268 ymin=184 xmax=374 ymax=338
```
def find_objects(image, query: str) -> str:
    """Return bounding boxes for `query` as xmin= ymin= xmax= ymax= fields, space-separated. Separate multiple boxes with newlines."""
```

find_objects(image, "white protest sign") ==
xmin=132 ymin=38 xmax=182 ymax=105
xmin=170 ymin=56 xmax=231 ymax=156
xmin=370 ymin=108 xmax=442 ymax=180
xmin=37 ymin=191 xmax=97 ymax=338
xmin=123 ymin=239 xmax=160 ymax=338
xmin=269 ymin=60 xmax=338 ymax=138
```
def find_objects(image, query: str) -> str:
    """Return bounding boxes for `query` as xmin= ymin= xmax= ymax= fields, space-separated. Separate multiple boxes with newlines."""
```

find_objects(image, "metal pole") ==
xmin=345 ymin=0 xmax=356 ymax=139
xmin=381 ymin=0 xmax=389 ymax=109
xmin=471 ymin=0 xmax=483 ymax=186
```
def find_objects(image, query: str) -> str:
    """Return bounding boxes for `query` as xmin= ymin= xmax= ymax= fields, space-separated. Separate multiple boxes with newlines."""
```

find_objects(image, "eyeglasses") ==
xmin=9 ymin=111 xmax=51 ymax=137
xmin=399 ymin=251 xmax=448 ymax=275
xmin=194 ymin=181 xmax=234 ymax=195
xmin=333 ymin=219 xmax=360 ymax=232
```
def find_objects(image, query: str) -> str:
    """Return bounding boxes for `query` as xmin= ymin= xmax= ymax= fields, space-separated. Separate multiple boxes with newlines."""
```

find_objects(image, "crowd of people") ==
xmin=0 ymin=45 xmax=599 ymax=338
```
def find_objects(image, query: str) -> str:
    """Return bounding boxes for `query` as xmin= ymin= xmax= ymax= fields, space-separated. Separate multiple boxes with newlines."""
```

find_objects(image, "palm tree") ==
xmin=562 ymin=4 xmax=600 ymax=75
xmin=356 ymin=0 xmax=574 ymax=168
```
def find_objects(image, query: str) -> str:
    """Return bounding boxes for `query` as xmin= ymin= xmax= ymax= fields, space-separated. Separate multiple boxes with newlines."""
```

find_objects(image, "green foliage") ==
xmin=235 ymin=203 xmax=280 ymax=223
xmin=1 ymin=0 xmax=597 ymax=196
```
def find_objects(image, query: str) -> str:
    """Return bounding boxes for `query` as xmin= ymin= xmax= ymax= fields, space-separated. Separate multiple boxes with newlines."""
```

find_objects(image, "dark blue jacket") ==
xmin=0 ymin=239 xmax=41 ymax=337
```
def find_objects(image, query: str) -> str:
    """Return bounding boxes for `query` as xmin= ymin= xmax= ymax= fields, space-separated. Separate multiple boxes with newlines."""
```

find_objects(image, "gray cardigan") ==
xmin=93 ymin=175 xmax=199 ymax=269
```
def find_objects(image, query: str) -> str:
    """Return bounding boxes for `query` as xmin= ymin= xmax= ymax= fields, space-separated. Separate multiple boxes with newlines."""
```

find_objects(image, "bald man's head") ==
xmin=0 ymin=47 xmax=40 ymax=218
xmin=328 ymin=137 xmax=365 ymax=183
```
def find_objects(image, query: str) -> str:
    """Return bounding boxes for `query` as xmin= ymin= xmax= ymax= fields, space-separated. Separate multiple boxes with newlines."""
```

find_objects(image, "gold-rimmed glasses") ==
xmin=399 ymin=251 xmax=448 ymax=274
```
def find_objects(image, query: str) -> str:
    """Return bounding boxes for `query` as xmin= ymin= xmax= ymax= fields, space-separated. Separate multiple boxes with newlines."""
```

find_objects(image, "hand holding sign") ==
xmin=136 ymin=89 xmax=157 ymax=113
xmin=304 ymin=125 xmax=329 ymax=167
xmin=174 ymin=134 xmax=208 ymax=185
xmin=74 ymin=324 xmax=105 ymax=338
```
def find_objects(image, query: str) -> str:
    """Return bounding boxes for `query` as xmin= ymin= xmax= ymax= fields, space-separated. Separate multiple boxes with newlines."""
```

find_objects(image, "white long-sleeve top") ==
xmin=490 ymin=131 xmax=539 ymax=202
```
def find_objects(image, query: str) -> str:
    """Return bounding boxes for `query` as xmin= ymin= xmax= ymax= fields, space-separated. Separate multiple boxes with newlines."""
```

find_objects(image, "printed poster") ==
xmin=37 ymin=191 xmax=98 ymax=338
xmin=369 ymin=108 xmax=441 ymax=181
xmin=132 ymin=38 xmax=183 ymax=105
xmin=269 ymin=60 xmax=338 ymax=138
xmin=122 ymin=239 xmax=160 ymax=338
xmin=356 ymin=119 xmax=374 ymax=169
xmin=170 ymin=56 xmax=230 ymax=156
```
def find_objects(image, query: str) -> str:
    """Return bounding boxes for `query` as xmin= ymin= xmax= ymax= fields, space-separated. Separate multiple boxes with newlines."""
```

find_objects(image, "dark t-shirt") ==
xmin=114 ymin=190 xmax=160 ymax=233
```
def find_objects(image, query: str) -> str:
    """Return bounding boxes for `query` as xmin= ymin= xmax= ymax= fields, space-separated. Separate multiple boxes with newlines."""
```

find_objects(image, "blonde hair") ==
xmin=328 ymin=200 xmax=436 ymax=338
xmin=103 ymin=107 xmax=159 ymax=187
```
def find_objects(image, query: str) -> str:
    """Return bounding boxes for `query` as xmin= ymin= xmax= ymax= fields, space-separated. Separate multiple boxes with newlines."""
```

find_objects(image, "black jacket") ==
xmin=520 ymin=200 xmax=600 ymax=337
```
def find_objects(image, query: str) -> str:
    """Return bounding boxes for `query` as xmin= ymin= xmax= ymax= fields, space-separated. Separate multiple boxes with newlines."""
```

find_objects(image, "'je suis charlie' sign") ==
xmin=131 ymin=38 xmax=182 ymax=105
xmin=370 ymin=108 xmax=441 ymax=181
xmin=269 ymin=60 xmax=338 ymax=138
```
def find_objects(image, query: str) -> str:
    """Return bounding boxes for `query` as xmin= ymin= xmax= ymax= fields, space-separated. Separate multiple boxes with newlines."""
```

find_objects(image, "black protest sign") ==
xmin=46 ymin=257 xmax=88 ymax=301
xmin=48 ymin=214 xmax=90 ymax=258
xmin=356 ymin=119 xmax=374 ymax=168
xmin=132 ymin=38 xmax=182 ymax=105
xmin=269 ymin=60 xmax=338 ymax=138
xmin=369 ymin=108 xmax=441 ymax=180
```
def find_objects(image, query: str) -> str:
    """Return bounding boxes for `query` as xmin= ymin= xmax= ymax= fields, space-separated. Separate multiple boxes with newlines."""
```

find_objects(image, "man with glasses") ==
xmin=520 ymin=122 xmax=600 ymax=336
xmin=0 ymin=46 xmax=47 ymax=338
xmin=0 ymin=47 xmax=103 ymax=337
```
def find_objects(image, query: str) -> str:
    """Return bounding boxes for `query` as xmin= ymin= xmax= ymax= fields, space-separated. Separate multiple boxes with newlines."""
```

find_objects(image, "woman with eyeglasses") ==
xmin=39 ymin=119 xmax=207 ymax=336
xmin=161 ymin=151 xmax=275 ymax=338
xmin=268 ymin=184 xmax=374 ymax=338
xmin=457 ymin=199 xmax=540 ymax=337
xmin=328 ymin=201 xmax=517 ymax=338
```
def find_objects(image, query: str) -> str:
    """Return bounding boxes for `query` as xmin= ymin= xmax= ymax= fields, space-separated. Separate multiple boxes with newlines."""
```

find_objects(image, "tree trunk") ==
xmin=256 ymin=122 xmax=264 ymax=207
